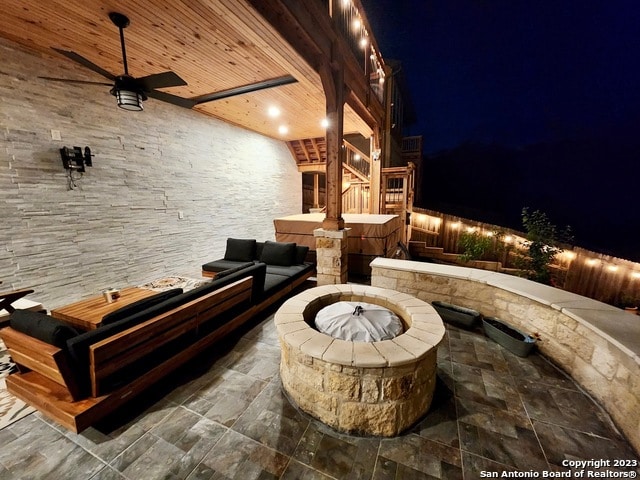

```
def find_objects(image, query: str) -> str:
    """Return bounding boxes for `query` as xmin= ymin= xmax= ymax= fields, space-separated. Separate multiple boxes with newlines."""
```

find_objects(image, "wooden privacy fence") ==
xmin=409 ymin=207 xmax=640 ymax=308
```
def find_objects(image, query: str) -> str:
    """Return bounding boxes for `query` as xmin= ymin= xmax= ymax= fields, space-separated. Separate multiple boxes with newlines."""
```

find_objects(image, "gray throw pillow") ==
xmin=295 ymin=245 xmax=309 ymax=264
xmin=259 ymin=241 xmax=296 ymax=266
xmin=224 ymin=238 xmax=257 ymax=262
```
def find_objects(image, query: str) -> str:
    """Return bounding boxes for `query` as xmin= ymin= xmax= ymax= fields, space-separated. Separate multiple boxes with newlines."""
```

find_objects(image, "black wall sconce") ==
xmin=60 ymin=146 xmax=93 ymax=172
xmin=60 ymin=146 xmax=93 ymax=190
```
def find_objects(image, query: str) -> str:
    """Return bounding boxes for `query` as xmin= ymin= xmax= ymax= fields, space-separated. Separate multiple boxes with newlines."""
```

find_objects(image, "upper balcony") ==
xmin=321 ymin=0 xmax=387 ymax=104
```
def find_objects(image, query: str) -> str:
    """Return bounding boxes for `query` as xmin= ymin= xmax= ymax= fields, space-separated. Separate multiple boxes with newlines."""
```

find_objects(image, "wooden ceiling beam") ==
xmin=310 ymin=138 xmax=323 ymax=162
xmin=193 ymin=75 xmax=297 ymax=104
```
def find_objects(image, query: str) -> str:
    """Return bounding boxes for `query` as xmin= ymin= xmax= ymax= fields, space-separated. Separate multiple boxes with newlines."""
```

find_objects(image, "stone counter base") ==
xmin=274 ymin=284 xmax=445 ymax=437
xmin=370 ymin=257 xmax=640 ymax=455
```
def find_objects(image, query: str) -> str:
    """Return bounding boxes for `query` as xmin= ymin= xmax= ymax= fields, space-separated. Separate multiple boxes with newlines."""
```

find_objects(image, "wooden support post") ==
xmin=316 ymin=39 xmax=349 ymax=284
xmin=369 ymin=129 xmax=381 ymax=213
xmin=319 ymin=46 xmax=345 ymax=231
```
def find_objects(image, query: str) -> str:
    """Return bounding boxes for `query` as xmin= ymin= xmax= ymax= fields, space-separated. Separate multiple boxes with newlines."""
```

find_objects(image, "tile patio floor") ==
xmin=0 ymin=306 xmax=638 ymax=479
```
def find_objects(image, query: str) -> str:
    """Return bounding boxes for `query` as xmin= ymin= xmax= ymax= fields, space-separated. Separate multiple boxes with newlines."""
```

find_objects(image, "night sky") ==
xmin=363 ymin=0 xmax=640 ymax=261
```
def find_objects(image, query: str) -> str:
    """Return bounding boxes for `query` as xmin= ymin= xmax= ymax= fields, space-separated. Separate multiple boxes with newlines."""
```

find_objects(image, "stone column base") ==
xmin=314 ymin=228 xmax=350 ymax=285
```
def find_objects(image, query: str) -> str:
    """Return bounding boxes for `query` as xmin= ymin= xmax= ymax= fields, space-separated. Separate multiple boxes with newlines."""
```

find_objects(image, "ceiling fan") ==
xmin=41 ymin=12 xmax=195 ymax=111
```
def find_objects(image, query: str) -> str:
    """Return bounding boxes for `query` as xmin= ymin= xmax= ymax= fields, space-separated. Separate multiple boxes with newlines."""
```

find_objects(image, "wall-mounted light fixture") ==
xmin=60 ymin=146 xmax=93 ymax=190
xmin=60 ymin=146 xmax=93 ymax=172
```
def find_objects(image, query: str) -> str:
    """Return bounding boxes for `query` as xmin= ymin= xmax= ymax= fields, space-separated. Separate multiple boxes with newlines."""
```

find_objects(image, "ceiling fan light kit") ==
xmin=114 ymin=88 xmax=144 ymax=111
xmin=111 ymin=75 xmax=147 ymax=111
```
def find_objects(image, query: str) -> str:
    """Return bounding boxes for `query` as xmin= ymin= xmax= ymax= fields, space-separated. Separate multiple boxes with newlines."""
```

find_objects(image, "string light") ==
xmin=450 ymin=222 xmax=460 ymax=230
xmin=359 ymin=37 xmax=368 ymax=49
xmin=631 ymin=272 xmax=640 ymax=279
xmin=607 ymin=265 xmax=619 ymax=272
xmin=586 ymin=258 xmax=598 ymax=266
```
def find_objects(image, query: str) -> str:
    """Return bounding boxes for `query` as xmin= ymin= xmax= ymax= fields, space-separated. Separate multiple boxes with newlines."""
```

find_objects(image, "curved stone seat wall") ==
xmin=274 ymin=284 xmax=446 ymax=436
xmin=371 ymin=257 xmax=640 ymax=454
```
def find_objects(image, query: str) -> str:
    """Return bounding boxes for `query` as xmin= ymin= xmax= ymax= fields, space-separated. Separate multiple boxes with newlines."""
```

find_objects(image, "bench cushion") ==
xmin=10 ymin=310 xmax=80 ymax=349
xmin=203 ymin=259 xmax=253 ymax=273
xmin=263 ymin=273 xmax=291 ymax=296
xmin=265 ymin=263 xmax=312 ymax=278
xmin=259 ymin=241 xmax=296 ymax=266
xmin=224 ymin=238 xmax=257 ymax=262
xmin=101 ymin=288 xmax=183 ymax=325
xmin=215 ymin=262 xmax=256 ymax=279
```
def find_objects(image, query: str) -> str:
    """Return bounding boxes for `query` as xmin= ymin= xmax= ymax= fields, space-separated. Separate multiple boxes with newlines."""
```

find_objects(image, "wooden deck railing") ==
xmin=326 ymin=0 xmax=386 ymax=103
xmin=409 ymin=207 xmax=640 ymax=308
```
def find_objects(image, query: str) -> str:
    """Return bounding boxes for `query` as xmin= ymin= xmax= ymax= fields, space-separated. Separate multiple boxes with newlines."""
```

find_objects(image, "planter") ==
xmin=482 ymin=317 xmax=536 ymax=357
xmin=431 ymin=301 xmax=481 ymax=329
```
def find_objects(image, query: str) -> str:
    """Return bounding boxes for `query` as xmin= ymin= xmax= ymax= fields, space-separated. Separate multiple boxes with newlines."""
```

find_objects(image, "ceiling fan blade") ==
xmin=146 ymin=89 xmax=195 ymax=109
xmin=39 ymin=76 xmax=113 ymax=86
xmin=138 ymin=71 xmax=188 ymax=91
xmin=52 ymin=48 xmax=116 ymax=81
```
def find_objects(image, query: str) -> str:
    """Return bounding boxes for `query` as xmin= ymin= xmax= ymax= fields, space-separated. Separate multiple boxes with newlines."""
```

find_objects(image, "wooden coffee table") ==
xmin=51 ymin=287 xmax=157 ymax=331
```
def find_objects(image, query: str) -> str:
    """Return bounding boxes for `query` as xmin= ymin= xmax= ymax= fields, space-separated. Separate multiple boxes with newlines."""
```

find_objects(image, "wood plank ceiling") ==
xmin=0 ymin=0 xmax=373 ymax=141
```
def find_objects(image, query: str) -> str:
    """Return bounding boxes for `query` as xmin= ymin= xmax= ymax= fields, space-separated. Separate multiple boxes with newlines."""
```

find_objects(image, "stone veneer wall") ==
xmin=0 ymin=39 xmax=301 ymax=309
xmin=371 ymin=258 xmax=640 ymax=455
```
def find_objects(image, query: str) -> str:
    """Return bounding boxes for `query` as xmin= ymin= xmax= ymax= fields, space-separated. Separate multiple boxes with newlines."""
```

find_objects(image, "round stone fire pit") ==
xmin=274 ymin=284 xmax=446 ymax=437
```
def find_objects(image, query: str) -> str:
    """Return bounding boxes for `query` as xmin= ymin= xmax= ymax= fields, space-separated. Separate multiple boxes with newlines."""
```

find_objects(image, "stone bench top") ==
xmin=371 ymin=257 xmax=640 ymax=360
xmin=274 ymin=284 xmax=445 ymax=368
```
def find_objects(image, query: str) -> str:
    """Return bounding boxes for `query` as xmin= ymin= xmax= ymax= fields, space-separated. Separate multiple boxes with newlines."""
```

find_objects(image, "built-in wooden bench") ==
xmin=370 ymin=257 xmax=640 ymax=455
xmin=2 ymin=278 xmax=255 ymax=432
